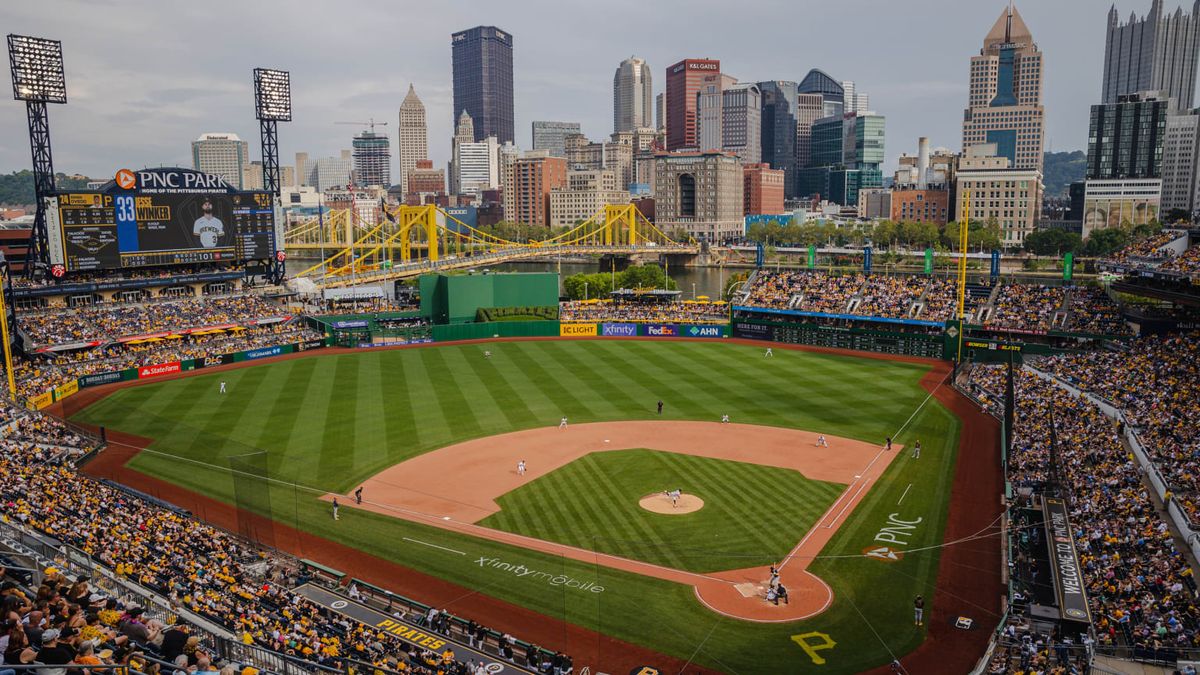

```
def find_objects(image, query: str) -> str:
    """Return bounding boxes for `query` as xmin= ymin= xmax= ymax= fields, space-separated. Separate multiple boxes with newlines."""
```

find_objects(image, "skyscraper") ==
xmin=352 ymin=130 xmax=391 ymax=188
xmin=796 ymin=93 xmax=825 ymax=168
xmin=614 ymin=57 xmax=653 ymax=133
xmin=1086 ymin=92 xmax=1169 ymax=179
xmin=191 ymin=133 xmax=249 ymax=189
xmin=798 ymin=69 xmax=845 ymax=118
xmin=531 ymin=121 xmax=582 ymax=157
xmin=450 ymin=111 xmax=500 ymax=195
xmin=722 ymin=83 xmax=762 ymax=164
xmin=1103 ymin=1 xmax=1200 ymax=110
xmin=758 ymin=81 xmax=799 ymax=198
xmin=451 ymin=26 xmax=515 ymax=144
xmin=398 ymin=84 xmax=428 ymax=195
xmin=961 ymin=4 xmax=1045 ymax=173
xmin=665 ymin=58 xmax=721 ymax=150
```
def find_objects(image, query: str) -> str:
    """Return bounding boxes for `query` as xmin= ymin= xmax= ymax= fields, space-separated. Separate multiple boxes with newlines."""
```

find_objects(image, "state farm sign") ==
xmin=139 ymin=362 xmax=181 ymax=379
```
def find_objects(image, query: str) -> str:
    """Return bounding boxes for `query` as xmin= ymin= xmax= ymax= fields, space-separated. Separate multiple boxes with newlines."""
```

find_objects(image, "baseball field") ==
xmin=69 ymin=339 xmax=999 ymax=674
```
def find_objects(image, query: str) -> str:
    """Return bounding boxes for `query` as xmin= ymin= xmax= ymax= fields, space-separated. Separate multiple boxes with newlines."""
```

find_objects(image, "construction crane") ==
xmin=335 ymin=118 xmax=388 ymax=134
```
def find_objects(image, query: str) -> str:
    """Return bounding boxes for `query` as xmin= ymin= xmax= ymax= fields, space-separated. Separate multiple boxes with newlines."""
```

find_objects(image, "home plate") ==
xmin=734 ymin=583 xmax=758 ymax=598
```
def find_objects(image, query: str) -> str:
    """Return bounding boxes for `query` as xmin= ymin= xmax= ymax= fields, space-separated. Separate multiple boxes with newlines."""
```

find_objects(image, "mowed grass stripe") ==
xmin=318 ymin=356 xmax=359 ymax=478
xmin=350 ymin=352 xmax=390 ymax=472
xmin=459 ymin=350 xmax=540 ymax=431
xmin=436 ymin=351 xmax=512 ymax=433
xmin=251 ymin=357 xmax=319 ymax=454
xmin=419 ymin=348 xmax=484 ymax=438
xmin=535 ymin=342 xmax=648 ymax=419
xmin=377 ymin=350 xmax=418 ymax=467
xmin=501 ymin=343 xmax=590 ymax=420
xmin=572 ymin=454 xmax=688 ymax=569
xmin=635 ymin=344 xmax=793 ymax=423
xmin=402 ymin=350 xmax=457 ymax=449
xmin=667 ymin=453 xmax=783 ymax=555
xmin=282 ymin=356 xmax=344 ymax=480
xmin=583 ymin=342 xmax=718 ymax=419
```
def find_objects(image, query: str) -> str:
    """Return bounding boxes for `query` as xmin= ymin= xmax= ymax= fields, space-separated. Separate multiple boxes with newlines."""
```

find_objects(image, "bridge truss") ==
xmin=284 ymin=204 xmax=698 ymax=287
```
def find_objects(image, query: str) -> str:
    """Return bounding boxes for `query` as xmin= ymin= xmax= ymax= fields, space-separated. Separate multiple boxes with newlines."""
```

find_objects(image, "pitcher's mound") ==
xmin=639 ymin=492 xmax=704 ymax=514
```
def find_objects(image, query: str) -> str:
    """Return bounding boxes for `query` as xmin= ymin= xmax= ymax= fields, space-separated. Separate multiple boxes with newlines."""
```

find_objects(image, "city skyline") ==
xmin=0 ymin=0 xmax=1178 ymax=182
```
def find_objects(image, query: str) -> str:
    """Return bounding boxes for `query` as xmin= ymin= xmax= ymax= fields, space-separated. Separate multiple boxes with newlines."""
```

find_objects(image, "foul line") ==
xmin=897 ymin=483 xmax=913 ymax=505
xmin=402 ymin=537 xmax=466 ymax=556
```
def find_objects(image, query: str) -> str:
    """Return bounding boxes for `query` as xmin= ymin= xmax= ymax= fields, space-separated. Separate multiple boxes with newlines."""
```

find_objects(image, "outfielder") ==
xmin=765 ymin=347 xmax=774 ymax=357
xmin=912 ymin=440 xmax=921 ymax=459
xmin=220 ymin=381 xmax=226 ymax=394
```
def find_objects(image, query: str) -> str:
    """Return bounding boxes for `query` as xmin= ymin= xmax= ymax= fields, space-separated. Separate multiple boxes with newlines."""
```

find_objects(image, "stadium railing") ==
xmin=348 ymin=577 xmax=550 ymax=670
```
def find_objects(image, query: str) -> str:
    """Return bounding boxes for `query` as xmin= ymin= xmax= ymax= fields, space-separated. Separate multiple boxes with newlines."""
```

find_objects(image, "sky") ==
xmin=0 ymin=0 xmax=1160 ymax=182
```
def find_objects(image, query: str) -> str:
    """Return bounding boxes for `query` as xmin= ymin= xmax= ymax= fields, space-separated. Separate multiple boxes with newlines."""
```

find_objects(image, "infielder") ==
xmin=721 ymin=414 xmax=730 ymax=423
xmin=559 ymin=416 xmax=568 ymax=429
xmin=517 ymin=460 xmax=526 ymax=476
xmin=332 ymin=498 xmax=340 ymax=521
xmin=816 ymin=435 xmax=829 ymax=447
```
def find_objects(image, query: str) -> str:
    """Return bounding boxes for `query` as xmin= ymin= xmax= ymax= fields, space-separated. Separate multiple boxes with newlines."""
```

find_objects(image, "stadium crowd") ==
xmin=0 ymin=403 xmax=564 ymax=674
xmin=970 ymin=351 xmax=1200 ymax=663
xmin=1105 ymin=231 xmax=1187 ymax=265
xmin=1036 ymin=334 xmax=1200 ymax=523
xmin=20 ymin=294 xmax=290 ymax=346
xmin=739 ymin=271 xmax=1126 ymax=334
xmin=558 ymin=300 xmax=727 ymax=324
xmin=1161 ymin=246 xmax=1200 ymax=281
xmin=11 ymin=323 xmax=324 ymax=401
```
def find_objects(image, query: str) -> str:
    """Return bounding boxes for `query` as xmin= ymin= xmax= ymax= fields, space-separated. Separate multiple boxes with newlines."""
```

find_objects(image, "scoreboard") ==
xmin=45 ymin=167 xmax=280 ymax=273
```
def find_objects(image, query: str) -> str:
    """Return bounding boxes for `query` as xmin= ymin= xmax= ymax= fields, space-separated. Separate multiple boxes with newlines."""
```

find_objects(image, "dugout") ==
xmin=418 ymin=272 xmax=558 ymax=324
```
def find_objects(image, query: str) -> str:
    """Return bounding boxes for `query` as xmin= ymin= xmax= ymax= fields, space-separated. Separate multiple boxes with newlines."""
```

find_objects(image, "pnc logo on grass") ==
xmin=862 ymin=545 xmax=904 ymax=562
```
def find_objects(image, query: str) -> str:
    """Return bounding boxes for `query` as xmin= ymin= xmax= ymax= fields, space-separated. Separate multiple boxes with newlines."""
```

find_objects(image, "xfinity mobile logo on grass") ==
xmin=475 ymin=557 xmax=605 ymax=593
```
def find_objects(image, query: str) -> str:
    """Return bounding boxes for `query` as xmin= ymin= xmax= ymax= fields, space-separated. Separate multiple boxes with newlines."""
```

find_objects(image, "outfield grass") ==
xmin=73 ymin=340 xmax=962 ymax=674
xmin=481 ymin=448 xmax=844 ymax=573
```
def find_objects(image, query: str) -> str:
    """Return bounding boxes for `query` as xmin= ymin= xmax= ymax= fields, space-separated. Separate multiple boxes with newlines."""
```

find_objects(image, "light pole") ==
xmin=692 ymin=282 xmax=696 ymax=299
xmin=584 ymin=281 xmax=588 ymax=301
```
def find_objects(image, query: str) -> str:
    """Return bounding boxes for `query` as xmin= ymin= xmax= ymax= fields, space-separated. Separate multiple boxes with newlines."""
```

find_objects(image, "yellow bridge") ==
xmin=285 ymin=203 xmax=699 ymax=288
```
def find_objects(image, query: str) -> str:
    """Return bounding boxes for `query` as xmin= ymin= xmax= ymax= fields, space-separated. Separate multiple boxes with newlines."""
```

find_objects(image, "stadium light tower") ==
xmin=254 ymin=67 xmax=290 ymax=284
xmin=8 ymin=34 xmax=67 ymax=278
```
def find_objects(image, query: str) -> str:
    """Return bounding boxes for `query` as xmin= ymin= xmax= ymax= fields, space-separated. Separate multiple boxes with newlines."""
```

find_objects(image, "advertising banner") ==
xmin=681 ymin=324 xmax=724 ymax=338
xmin=294 ymin=339 xmax=326 ymax=352
xmin=924 ymin=248 xmax=933 ymax=274
xmin=808 ymin=245 xmax=816 ymax=269
xmin=331 ymin=320 xmax=370 ymax=329
xmin=27 ymin=392 xmax=53 ymax=410
xmin=52 ymin=380 xmax=79 ymax=402
xmin=244 ymin=345 xmax=286 ymax=361
xmin=1063 ymin=252 xmax=1074 ymax=281
xmin=193 ymin=353 xmax=234 ymax=369
xmin=643 ymin=324 xmax=679 ymax=337
xmin=79 ymin=370 xmax=125 ymax=388
xmin=732 ymin=322 xmax=774 ymax=341
xmin=560 ymin=323 xmax=598 ymax=337
xmin=600 ymin=322 xmax=638 ymax=337
xmin=138 ymin=362 xmax=181 ymax=379
xmin=1043 ymin=497 xmax=1091 ymax=623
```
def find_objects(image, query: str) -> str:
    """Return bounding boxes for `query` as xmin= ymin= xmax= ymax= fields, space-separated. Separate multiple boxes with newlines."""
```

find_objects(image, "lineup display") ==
xmin=47 ymin=168 xmax=279 ymax=272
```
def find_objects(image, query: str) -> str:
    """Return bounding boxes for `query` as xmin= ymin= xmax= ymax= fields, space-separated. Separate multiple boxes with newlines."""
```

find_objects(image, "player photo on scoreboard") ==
xmin=131 ymin=193 xmax=233 ymax=253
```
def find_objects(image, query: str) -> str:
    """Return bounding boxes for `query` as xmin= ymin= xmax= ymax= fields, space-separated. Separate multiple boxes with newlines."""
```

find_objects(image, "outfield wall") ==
xmin=26 ymin=336 xmax=334 ymax=410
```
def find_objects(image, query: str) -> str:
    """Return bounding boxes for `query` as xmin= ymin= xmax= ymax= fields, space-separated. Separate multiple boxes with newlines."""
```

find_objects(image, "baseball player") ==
xmin=332 ymin=498 xmax=340 ymax=521
xmin=913 ymin=595 xmax=924 ymax=626
xmin=657 ymin=400 xmax=663 ymax=415
xmin=559 ymin=416 xmax=568 ymax=429
xmin=912 ymin=440 xmax=921 ymax=459
xmin=816 ymin=435 xmax=829 ymax=447
xmin=220 ymin=381 xmax=226 ymax=394
xmin=886 ymin=436 xmax=893 ymax=451
xmin=354 ymin=486 xmax=363 ymax=504
xmin=667 ymin=489 xmax=681 ymax=507
xmin=517 ymin=460 xmax=526 ymax=476
xmin=721 ymin=414 xmax=730 ymax=423
xmin=484 ymin=350 xmax=492 ymax=358
xmin=765 ymin=347 xmax=774 ymax=357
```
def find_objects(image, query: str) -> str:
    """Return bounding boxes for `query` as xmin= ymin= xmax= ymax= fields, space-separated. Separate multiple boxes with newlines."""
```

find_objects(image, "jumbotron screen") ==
xmin=45 ymin=167 xmax=279 ymax=272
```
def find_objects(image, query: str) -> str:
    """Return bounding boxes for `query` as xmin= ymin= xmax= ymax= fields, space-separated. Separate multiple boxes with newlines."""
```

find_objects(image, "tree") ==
xmin=1023 ymin=229 xmax=1082 ymax=256
xmin=1084 ymin=227 xmax=1131 ymax=257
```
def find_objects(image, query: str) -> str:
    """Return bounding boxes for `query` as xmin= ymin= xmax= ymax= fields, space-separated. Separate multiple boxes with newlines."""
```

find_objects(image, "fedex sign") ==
xmin=645 ymin=325 xmax=679 ymax=337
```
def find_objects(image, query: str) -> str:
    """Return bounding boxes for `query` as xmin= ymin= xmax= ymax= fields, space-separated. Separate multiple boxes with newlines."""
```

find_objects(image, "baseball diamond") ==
xmin=64 ymin=339 xmax=993 ymax=673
